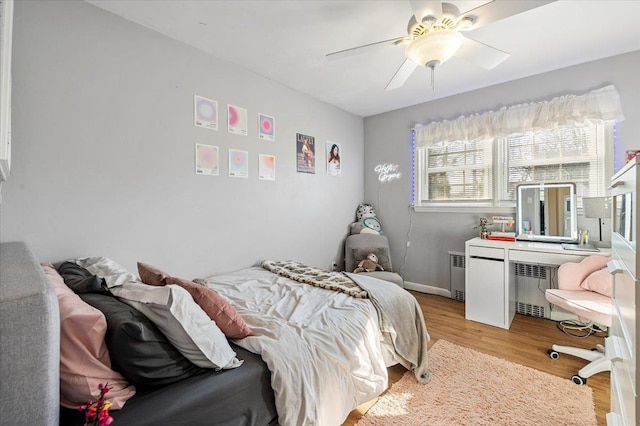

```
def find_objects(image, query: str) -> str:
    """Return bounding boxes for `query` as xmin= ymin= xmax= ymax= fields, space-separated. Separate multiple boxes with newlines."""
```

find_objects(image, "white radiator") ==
xmin=514 ymin=263 xmax=555 ymax=319
xmin=449 ymin=251 xmax=466 ymax=302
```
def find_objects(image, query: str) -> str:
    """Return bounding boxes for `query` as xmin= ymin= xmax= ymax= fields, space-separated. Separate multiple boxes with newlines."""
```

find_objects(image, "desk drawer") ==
xmin=612 ymin=233 xmax=636 ymax=280
xmin=508 ymin=249 xmax=586 ymax=266
xmin=468 ymin=246 xmax=504 ymax=260
xmin=611 ymin=298 xmax=636 ymax=396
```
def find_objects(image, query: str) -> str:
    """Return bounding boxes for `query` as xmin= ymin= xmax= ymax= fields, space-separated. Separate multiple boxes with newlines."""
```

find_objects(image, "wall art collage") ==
xmin=193 ymin=94 xmax=341 ymax=180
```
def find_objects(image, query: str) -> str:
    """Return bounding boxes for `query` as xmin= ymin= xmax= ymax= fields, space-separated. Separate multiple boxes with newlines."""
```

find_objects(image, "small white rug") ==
xmin=358 ymin=340 xmax=597 ymax=426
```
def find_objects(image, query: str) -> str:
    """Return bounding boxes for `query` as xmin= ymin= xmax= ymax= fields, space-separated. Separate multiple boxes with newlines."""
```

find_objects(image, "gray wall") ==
xmin=364 ymin=50 xmax=640 ymax=290
xmin=0 ymin=1 xmax=364 ymax=277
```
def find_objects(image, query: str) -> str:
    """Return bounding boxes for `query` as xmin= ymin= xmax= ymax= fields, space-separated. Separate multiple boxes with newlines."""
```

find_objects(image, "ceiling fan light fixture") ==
xmin=421 ymin=14 xmax=437 ymax=27
xmin=405 ymin=30 xmax=464 ymax=68
xmin=456 ymin=16 xmax=475 ymax=31
xmin=440 ymin=2 xmax=461 ymax=27
xmin=425 ymin=60 xmax=440 ymax=69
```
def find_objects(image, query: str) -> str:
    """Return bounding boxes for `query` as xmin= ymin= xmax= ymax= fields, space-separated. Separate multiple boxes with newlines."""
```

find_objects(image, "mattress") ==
xmin=60 ymin=344 xmax=277 ymax=426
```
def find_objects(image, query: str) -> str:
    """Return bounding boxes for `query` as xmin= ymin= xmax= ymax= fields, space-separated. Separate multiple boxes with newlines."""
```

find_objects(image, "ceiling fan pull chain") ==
xmin=431 ymin=66 xmax=435 ymax=90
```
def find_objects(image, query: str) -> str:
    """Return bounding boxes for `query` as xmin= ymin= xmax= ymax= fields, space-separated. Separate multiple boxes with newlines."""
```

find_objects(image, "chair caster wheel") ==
xmin=547 ymin=349 xmax=559 ymax=360
xmin=572 ymin=375 xmax=587 ymax=385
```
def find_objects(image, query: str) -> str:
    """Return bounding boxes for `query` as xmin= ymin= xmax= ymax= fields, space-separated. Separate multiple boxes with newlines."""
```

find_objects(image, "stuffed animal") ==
xmin=356 ymin=203 xmax=376 ymax=221
xmin=353 ymin=253 xmax=385 ymax=273
xmin=350 ymin=217 xmax=381 ymax=235
xmin=350 ymin=203 xmax=382 ymax=235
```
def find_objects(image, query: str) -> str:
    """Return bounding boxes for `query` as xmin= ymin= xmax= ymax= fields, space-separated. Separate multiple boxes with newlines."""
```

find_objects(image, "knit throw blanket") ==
xmin=261 ymin=260 xmax=368 ymax=298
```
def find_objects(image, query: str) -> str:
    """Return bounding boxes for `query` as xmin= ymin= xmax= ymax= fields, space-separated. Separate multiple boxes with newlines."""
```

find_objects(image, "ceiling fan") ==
xmin=326 ymin=1 xmax=554 ymax=90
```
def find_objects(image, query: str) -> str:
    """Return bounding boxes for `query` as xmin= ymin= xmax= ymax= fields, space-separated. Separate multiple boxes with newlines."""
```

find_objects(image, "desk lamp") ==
xmin=582 ymin=196 xmax=611 ymax=243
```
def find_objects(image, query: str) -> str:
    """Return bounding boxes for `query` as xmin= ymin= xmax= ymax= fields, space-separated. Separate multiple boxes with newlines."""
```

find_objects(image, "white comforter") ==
xmin=204 ymin=267 xmax=392 ymax=426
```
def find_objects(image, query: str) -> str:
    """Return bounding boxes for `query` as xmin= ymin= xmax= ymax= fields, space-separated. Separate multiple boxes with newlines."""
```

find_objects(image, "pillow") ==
xmin=137 ymin=261 xmax=168 ymax=286
xmin=79 ymin=293 xmax=204 ymax=387
xmin=352 ymin=247 xmax=392 ymax=272
xmin=137 ymin=262 xmax=252 ymax=339
xmin=110 ymin=282 xmax=243 ymax=370
xmin=57 ymin=261 xmax=109 ymax=294
xmin=42 ymin=265 xmax=135 ymax=409
xmin=557 ymin=255 xmax=610 ymax=291
xmin=580 ymin=267 xmax=613 ymax=297
xmin=72 ymin=256 xmax=139 ymax=288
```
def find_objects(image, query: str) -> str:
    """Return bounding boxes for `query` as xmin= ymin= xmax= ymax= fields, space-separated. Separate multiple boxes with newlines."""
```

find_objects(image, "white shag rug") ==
xmin=358 ymin=340 xmax=597 ymax=426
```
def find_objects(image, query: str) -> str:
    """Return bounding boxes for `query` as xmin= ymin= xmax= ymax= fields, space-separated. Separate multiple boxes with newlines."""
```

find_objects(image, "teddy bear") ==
xmin=353 ymin=253 xmax=385 ymax=273
xmin=350 ymin=203 xmax=382 ymax=235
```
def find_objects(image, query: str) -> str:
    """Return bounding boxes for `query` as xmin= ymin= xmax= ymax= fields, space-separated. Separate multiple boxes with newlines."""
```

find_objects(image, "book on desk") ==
xmin=487 ymin=231 xmax=516 ymax=242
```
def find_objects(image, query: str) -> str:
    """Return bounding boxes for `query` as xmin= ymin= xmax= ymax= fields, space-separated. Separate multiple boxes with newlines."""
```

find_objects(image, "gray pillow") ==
xmin=352 ymin=247 xmax=392 ymax=272
xmin=57 ymin=261 xmax=109 ymax=294
xmin=79 ymin=293 xmax=203 ymax=387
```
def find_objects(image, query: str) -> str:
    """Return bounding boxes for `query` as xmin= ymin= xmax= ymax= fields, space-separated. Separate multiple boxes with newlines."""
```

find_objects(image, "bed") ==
xmin=3 ymin=246 xmax=429 ymax=426
xmin=201 ymin=262 xmax=430 ymax=426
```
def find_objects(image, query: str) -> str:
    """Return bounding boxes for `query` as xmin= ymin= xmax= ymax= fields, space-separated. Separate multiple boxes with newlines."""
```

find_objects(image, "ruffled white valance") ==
xmin=414 ymin=85 xmax=625 ymax=147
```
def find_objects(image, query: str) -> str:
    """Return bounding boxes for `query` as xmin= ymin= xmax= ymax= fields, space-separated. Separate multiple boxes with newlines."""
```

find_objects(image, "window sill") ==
xmin=412 ymin=205 xmax=516 ymax=214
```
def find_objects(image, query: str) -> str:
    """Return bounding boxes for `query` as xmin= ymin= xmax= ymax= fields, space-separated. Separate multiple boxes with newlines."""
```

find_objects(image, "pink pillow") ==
xmin=580 ymin=267 xmax=613 ymax=297
xmin=137 ymin=262 xmax=168 ymax=286
xmin=558 ymin=255 xmax=610 ymax=291
xmin=42 ymin=265 xmax=135 ymax=409
xmin=137 ymin=262 xmax=252 ymax=339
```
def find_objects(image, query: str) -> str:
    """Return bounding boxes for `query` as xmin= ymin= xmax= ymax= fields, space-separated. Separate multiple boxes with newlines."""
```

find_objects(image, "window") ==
xmin=417 ymin=138 xmax=493 ymax=202
xmin=412 ymin=86 xmax=623 ymax=212
xmin=502 ymin=125 xmax=606 ymax=203
xmin=414 ymin=122 xmax=611 ymax=211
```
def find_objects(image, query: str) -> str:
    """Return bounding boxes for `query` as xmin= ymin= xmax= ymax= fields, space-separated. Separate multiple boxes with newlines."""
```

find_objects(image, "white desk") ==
xmin=465 ymin=237 xmax=610 ymax=329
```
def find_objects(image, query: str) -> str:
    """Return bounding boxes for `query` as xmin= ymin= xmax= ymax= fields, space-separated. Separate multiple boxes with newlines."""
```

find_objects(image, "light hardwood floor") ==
xmin=344 ymin=292 xmax=609 ymax=425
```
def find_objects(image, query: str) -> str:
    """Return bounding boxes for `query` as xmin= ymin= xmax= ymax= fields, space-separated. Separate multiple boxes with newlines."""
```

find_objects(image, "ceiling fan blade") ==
xmin=409 ymin=0 xmax=442 ymax=23
xmin=455 ymin=36 xmax=509 ymax=70
xmin=385 ymin=59 xmax=418 ymax=91
xmin=462 ymin=0 xmax=556 ymax=30
xmin=326 ymin=36 xmax=405 ymax=61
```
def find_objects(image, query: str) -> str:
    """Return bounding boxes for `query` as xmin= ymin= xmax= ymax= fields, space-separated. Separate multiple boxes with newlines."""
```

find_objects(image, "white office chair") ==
xmin=545 ymin=256 xmax=612 ymax=385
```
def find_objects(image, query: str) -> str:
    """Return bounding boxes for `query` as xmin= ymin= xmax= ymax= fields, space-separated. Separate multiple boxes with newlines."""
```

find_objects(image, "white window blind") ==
xmin=502 ymin=124 xmax=604 ymax=203
xmin=419 ymin=139 xmax=493 ymax=202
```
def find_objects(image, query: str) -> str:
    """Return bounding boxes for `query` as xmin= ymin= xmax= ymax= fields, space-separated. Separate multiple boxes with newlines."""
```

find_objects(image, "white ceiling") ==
xmin=86 ymin=0 xmax=640 ymax=117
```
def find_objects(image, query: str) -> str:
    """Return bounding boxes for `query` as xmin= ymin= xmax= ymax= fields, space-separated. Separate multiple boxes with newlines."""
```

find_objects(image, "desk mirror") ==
xmin=516 ymin=182 xmax=578 ymax=243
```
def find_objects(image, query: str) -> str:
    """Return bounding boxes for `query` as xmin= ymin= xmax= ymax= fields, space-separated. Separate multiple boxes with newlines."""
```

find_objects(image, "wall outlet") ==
xmin=331 ymin=261 xmax=339 ymax=271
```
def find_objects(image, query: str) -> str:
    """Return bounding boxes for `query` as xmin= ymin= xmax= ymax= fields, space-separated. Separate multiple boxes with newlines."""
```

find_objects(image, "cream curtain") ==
xmin=414 ymin=85 xmax=625 ymax=147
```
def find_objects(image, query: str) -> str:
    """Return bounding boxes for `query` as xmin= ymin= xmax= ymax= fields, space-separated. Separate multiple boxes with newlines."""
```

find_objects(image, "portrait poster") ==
xmin=195 ymin=143 xmax=219 ymax=176
xmin=227 ymin=104 xmax=248 ymax=136
xmin=296 ymin=133 xmax=315 ymax=174
xmin=194 ymin=95 xmax=218 ymax=130
xmin=326 ymin=141 xmax=341 ymax=177
xmin=259 ymin=154 xmax=276 ymax=181
xmin=228 ymin=149 xmax=249 ymax=178
xmin=258 ymin=113 xmax=275 ymax=141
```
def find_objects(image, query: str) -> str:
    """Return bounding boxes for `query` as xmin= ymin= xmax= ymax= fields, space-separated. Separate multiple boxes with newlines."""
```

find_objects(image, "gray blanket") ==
xmin=346 ymin=273 xmax=431 ymax=384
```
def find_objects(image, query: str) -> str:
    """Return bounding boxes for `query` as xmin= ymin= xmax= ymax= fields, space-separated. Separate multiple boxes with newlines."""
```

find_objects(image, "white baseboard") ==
xmin=404 ymin=281 xmax=451 ymax=298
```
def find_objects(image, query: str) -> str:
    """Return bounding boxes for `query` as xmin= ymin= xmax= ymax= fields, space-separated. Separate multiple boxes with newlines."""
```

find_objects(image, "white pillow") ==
xmin=73 ymin=256 xmax=138 ymax=288
xmin=111 ymin=282 xmax=242 ymax=370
